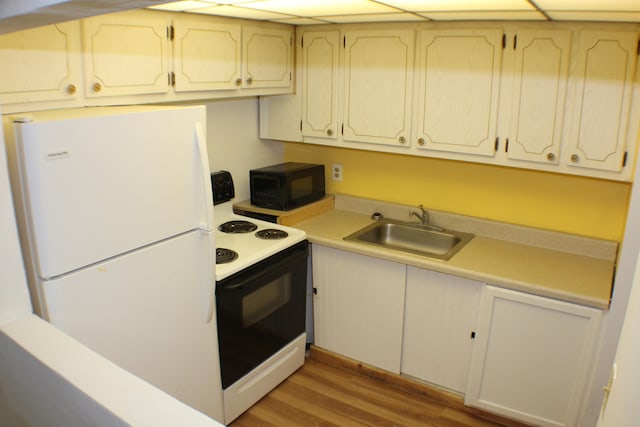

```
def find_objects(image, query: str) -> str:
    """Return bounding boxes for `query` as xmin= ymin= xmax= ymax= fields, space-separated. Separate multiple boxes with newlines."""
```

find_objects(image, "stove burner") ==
xmin=216 ymin=248 xmax=238 ymax=264
xmin=255 ymin=229 xmax=289 ymax=240
xmin=218 ymin=220 xmax=257 ymax=233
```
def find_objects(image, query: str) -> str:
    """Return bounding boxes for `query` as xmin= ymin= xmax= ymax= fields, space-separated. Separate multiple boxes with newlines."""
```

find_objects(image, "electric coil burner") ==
xmin=218 ymin=220 xmax=257 ymax=233
xmin=255 ymin=229 xmax=289 ymax=240
xmin=216 ymin=248 xmax=238 ymax=264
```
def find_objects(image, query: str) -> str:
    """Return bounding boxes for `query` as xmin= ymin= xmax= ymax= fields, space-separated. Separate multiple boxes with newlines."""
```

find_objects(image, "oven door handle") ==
xmin=220 ymin=247 xmax=308 ymax=292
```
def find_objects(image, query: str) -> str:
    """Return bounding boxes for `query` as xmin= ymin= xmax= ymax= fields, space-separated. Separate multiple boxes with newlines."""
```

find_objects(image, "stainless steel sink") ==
xmin=344 ymin=219 xmax=474 ymax=261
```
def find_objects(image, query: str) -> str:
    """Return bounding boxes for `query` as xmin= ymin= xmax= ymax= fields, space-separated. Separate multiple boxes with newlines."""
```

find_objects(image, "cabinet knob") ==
xmin=66 ymin=84 xmax=77 ymax=95
xmin=92 ymin=82 xmax=102 ymax=93
xmin=399 ymin=136 xmax=406 ymax=144
xmin=546 ymin=152 xmax=555 ymax=161
xmin=418 ymin=138 xmax=425 ymax=146
xmin=235 ymin=78 xmax=242 ymax=86
xmin=571 ymin=154 xmax=579 ymax=163
xmin=326 ymin=129 xmax=333 ymax=136
xmin=246 ymin=77 xmax=253 ymax=85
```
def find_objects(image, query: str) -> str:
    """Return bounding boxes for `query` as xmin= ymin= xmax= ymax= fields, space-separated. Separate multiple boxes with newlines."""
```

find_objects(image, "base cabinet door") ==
xmin=401 ymin=267 xmax=482 ymax=393
xmin=465 ymin=286 xmax=602 ymax=427
xmin=312 ymin=244 xmax=406 ymax=373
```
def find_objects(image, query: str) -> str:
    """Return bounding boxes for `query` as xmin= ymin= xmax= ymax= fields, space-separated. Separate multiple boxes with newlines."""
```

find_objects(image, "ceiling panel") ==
xmin=189 ymin=4 xmax=292 ymax=19
xmin=323 ymin=13 xmax=427 ymax=23
xmin=239 ymin=0 xmax=401 ymax=17
xmin=418 ymin=10 xmax=546 ymax=20
xmin=377 ymin=0 xmax=535 ymax=12
xmin=147 ymin=0 xmax=640 ymax=22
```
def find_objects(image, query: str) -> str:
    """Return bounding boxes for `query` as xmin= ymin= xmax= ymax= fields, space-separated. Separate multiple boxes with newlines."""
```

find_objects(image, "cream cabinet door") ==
xmin=343 ymin=29 xmax=414 ymax=147
xmin=312 ymin=245 xmax=406 ymax=373
xmin=414 ymin=29 xmax=502 ymax=157
xmin=466 ymin=286 xmax=602 ymax=427
xmin=172 ymin=18 xmax=241 ymax=92
xmin=0 ymin=22 xmax=82 ymax=106
xmin=506 ymin=30 xmax=571 ymax=165
xmin=242 ymin=26 xmax=292 ymax=89
xmin=565 ymin=31 xmax=638 ymax=173
xmin=301 ymin=30 xmax=340 ymax=140
xmin=401 ymin=267 xmax=482 ymax=393
xmin=82 ymin=12 xmax=170 ymax=98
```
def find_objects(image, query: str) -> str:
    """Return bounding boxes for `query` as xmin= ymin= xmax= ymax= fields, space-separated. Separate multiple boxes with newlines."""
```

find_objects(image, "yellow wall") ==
xmin=285 ymin=143 xmax=631 ymax=242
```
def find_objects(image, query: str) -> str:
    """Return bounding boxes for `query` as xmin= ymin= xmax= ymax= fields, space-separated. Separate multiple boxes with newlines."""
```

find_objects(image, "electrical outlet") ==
xmin=332 ymin=163 xmax=343 ymax=182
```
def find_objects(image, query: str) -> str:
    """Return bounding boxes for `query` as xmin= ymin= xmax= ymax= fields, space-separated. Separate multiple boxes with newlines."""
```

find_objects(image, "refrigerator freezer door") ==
xmin=39 ymin=230 xmax=222 ymax=420
xmin=14 ymin=106 xmax=211 ymax=279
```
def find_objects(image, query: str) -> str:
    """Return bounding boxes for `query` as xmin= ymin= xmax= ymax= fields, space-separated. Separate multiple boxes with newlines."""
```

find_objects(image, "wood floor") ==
xmin=230 ymin=347 xmax=529 ymax=427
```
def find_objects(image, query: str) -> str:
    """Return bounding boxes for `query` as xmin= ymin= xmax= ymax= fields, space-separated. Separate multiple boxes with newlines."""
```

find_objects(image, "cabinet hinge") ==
xmin=623 ymin=151 xmax=628 ymax=167
xmin=513 ymin=35 xmax=518 ymax=50
xmin=502 ymin=33 xmax=506 ymax=49
xmin=167 ymin=25 xmax=175 ymax=41
xmin=470 ymin=331 xmax=476 ymax=339
xmin=505 ymin=138 xmax=510 ymax=152
xmin=168 ymin=71 xmax=175 ymax=87
xmin=494 ymin=137 xmax=499 ymax=151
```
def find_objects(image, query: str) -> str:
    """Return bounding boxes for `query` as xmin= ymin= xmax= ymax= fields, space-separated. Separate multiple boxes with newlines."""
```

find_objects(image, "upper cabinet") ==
xmin=343 ymin=29 xmax=414 ymax=148
xmin=82 ymin=12 xmax=170 ymax=98
xmin=266 ymin=22 xmax=640 ymax=181
xmin=0 ymin=22 xmax=83 ymax=110
xmin=414 ymin=29 xmax=502 ymax=157
xmin=242 ymin=26 xmax=292 ymax=89
xmin=301 ymin=30 xmax=340 ymax=140
xmin=565 ymin=30 xmax=638 ymax=173
xmin=505 ymin=30 xmax=571 ymax=165
xmin=0 ymin=9 xmax=294 ymax=113
xmin=172 ymin=17 xmax=241 ymax=92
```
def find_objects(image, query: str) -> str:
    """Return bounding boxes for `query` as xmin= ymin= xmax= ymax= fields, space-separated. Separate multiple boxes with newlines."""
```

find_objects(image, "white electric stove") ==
xmin=210 ymin=170 xmax=308 ymax=424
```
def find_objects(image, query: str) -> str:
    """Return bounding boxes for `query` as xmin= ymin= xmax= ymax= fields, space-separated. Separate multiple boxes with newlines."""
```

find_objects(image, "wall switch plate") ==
xmin=332 ymin=163 xmax=343 ymax=182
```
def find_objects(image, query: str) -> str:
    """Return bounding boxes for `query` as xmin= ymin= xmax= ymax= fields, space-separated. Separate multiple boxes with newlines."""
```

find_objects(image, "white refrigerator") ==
xmin=4 ymin=105 xmax=224 ymax=422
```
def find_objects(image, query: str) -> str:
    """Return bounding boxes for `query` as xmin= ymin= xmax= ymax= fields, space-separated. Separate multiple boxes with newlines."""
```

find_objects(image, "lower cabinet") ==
xmin=311 ymin=244 xmax=406 ymax=373
xmin=401 ymin=267 xmax=483 ymax=393
xmin=311 ymin=245 xmax=603 ymax=426
xmin=465 ymin=285 xmax=603 ymax=427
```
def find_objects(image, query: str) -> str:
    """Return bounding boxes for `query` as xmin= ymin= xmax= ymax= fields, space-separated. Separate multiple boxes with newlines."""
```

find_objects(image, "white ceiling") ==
xmin=149 ymin=0 xmax=640 ymax=24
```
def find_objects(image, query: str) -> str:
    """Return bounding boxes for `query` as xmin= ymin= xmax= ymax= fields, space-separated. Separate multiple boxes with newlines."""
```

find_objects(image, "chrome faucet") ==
xmin=410 ymin=204 xmax=430 ymax=225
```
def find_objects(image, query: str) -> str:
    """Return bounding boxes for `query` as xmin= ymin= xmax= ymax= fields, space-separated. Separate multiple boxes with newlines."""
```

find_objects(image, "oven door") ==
xmin=216 ymin=240 xmax=308 ymax=389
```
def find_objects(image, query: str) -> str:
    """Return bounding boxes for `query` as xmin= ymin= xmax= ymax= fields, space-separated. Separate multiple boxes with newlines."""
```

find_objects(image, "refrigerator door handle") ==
xmin=195 ymin=122 xmax=214 ymax=232
xmin=204 ymin=230 xmax=215 ymax=324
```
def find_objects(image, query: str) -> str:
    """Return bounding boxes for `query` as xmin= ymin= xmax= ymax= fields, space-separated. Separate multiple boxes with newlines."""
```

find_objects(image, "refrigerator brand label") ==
xmin=46 ymin=150 xmax=70 ymax=161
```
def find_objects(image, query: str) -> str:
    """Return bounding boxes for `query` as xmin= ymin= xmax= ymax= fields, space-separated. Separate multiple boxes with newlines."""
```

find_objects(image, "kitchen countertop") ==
xmin=294 ymin=197 xmax=616 ymax=310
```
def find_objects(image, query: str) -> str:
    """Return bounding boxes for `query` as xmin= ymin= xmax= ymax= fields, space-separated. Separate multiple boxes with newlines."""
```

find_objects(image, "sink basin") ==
xmin=344 ymin=219 xmax=474 ymax=261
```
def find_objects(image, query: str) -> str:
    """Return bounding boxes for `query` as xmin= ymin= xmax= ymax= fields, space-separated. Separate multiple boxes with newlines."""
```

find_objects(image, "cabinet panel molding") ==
xmin=173 ymin=20 xmax=241 ymax=92
xmin=507 ymin=30 xmax=571 ymax=164
xmin=343 ymin=29 xmax=414 ymax=147
xmin=302 ymin=30 xmax=340 ymax=139
xmin=566 ymin=31 xmax=638 ymax=172
xmin=0 ymin=22 xmax=82 ymax=105
xmin=415 ymin=29 xmax=503 ymax=157
xmin=82 ymin=14 xmax=170 ymax=98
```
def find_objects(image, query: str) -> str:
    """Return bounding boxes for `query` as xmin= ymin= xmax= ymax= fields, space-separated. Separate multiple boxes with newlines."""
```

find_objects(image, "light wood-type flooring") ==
xmin=230 ymin=347 xmax=530 ymax=427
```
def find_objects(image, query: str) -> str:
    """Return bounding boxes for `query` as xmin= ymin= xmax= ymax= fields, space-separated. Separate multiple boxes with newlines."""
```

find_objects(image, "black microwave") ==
xmin=250 ymin=162 xmax=325 ymax=210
